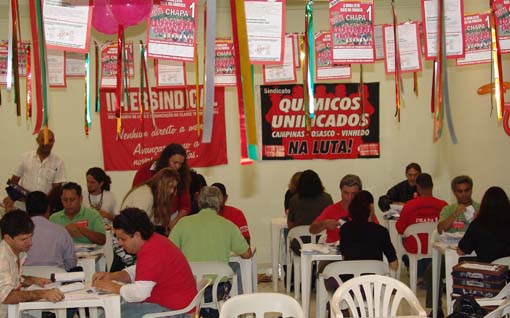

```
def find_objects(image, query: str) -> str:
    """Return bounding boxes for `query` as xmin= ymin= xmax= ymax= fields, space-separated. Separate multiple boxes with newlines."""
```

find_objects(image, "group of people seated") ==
xmin=0 ymin=129 xmax=252 ymax=318
xmin=284 ymin=163 xmax=510 ymax=317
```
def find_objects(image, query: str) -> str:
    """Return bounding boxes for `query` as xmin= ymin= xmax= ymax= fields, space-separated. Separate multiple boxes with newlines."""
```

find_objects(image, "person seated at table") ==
xmin=457 ymin=186 xmax=510 ymax=262
xmin=340 ymin=190 xmax=398 ymax=270
xmin=82 ymin=167 xmax=118 ymax=223
xmin=0 ymin=210 xmax=65 ymax=318
xmin=378 ymin=162 xmax=421 ymax=212
xmin=284 ymin=171 xmax=302 ymax=215
xmin=50 ymin=182 xmax=106 ymax=245
xmin=424 ymin=175 xmax=479 ymax=317
xmin=211 ymin=182 xmax=251 ymax=245
xmin=437 ymin=175 xmax=479 ymax=234
xmin=24 ymin=191 xmax=77 ymax=271
xmin=396 ymin=173 xmax=447 ymax=284
xmin=310 ymin=174 xmax=378 ymax=244
xmin=189 ymin=169 xmax=207 ymax=215
xmin=170 ymin=186 xmax=251 ymax=309
xmin=131 ymin=143 xmax=192 ymax=230
xmin=92 ymin=208 xmax=197 ymax=318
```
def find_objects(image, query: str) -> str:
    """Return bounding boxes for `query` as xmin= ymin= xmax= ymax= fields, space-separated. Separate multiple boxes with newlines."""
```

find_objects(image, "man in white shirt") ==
xmin=0 ymin=210 xmax=64 ymax=318
xmin=3 ymin=129 xmax=66 ymax=210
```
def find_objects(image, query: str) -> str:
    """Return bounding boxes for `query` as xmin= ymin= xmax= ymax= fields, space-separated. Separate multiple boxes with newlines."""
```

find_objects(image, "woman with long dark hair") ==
xmin=457 ymin=186 xmax=510 ymax=262
xmin=132 ymin=143 xmax=191 ymax=230
xmin=83 ymin=167 xmax=118 ymax=222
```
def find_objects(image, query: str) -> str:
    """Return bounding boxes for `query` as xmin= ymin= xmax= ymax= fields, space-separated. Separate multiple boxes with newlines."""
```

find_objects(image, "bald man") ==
xmin=3 ymin=129 xmax=66 ymax=210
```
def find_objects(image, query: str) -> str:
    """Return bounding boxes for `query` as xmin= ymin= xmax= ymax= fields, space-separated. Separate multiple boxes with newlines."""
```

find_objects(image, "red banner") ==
xmin=260 ymin=83 xmax=379 ymax=160
xmin=99 ymin=86 xmax=227 ymax=171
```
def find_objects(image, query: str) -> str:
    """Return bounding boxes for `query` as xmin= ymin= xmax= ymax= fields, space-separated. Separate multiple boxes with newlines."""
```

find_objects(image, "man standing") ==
xmin=50 ymin=182 xmax=106 ymax=245
xmin=396 ymin=173 xmax=447 ymax=254
xmin=437 ymin=175 xmax=479 ymax=234
xmin=378 ymin=162 xmax=421 ymax=212
xmin=211 ymin=182 xmax=251 ymax=245
xmin=3 ymin=129 xmax=66 ymax=210
xmin=24 ymin=191 xmax=77 ymax=271
xmin=310 ymin=174 xmax=378 ymax=243
xmin=93 ymin=208 xmax=197 ymax=318
xmin=0 ymin=210 xmax=64 ymax=318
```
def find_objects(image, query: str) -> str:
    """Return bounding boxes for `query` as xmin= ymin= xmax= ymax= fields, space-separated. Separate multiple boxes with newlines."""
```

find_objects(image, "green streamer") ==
xmin=305 ymin=0 xmax=315 ymax=118
xmin=34 ymin=0 xmax=48 ymax=127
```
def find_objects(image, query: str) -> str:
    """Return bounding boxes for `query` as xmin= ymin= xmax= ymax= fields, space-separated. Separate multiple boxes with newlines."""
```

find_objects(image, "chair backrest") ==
xmin=484 ymin=299 xmax=510 ymax=318
xmin=287 ymin=225 xmax=326 ymax=249
xmin=321 ymin=260 xmax=389 ymax=287
xmin=403 ymin=222 xmax=437 ymax=256
xmin=190 ymin=262 xmax=237 ymax=309
xmin=493 ymin=257 xmax=510 ymax=267
xmin=330 ymin=274 xmax=427 ymax=318
xmin=219 ymin=293 xmax=305 ymax=318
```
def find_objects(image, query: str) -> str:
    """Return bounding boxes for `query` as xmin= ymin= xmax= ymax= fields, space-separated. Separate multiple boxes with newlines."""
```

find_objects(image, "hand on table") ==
xmin=42 ymin=289 xmax=65 ymax=302
xmin=65 ymin=223 xmax=82 ymax=238
xmin=93 ymin=280 xmax=121 ymax=294
xmin=92 ymin=271 xmax=111 ymax=283
xmin=32 ymin=277 xmax=52 ymax=287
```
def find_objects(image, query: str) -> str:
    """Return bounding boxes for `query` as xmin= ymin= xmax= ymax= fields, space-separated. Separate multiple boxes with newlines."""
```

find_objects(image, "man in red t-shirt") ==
xmin=92 ymin=208 xmax=197 ymax=318
xmin=310 ymin=174 xmax=379 ymax=243
xmin=396 ymin=173 xmax=448 ymax=254
xmin=212 ymin=182 xmax=251 ymax=245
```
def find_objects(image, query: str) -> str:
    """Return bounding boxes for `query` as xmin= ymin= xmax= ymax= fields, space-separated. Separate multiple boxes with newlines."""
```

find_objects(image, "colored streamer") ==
xmin=141 ymin=43 xmax=156 ymax=128
xmin=85 ymin=53 xmax=92 ymax=135
xmin=490 ymin=6 xmax=504 ymax=121
xmin=305 ymin=0 xmax=315 ymax=119
xmin=229 ymin=0 xmax=252 ymax=164
xmin=26 ymin=44 xmax=32 ymax=119
xmin=391 ymin=0 xmax=401 ymax=122
xmin=433 ymin=0 xmax=444 ymax=142
xmin=115 ymin=25 xmax=124 ymax=135
xmin=300 ymin=34 xmax=311 ymax=131
xmin=139 ymin=42 xmax=145 ymax=124
xmin=413 ymin=72 xmax=418 ymax=97
xmin=10 ymin=0 xmax=21 ymax=116
xmin=359 ymin=64 xmax=364 ymax=124
xmin=7 ymin=0 xmax=13 ymax=92
xmin=201 ymin=0 xmax=217 ymax=143
xmin=94 ymin=41 xmax=100 ymax=112
xmin=194 ymin=45 xmax=201 ymax=136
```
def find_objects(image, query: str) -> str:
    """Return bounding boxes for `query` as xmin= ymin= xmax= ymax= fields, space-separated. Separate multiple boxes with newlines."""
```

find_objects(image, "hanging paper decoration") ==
xmin=492 ymin=0 xmax=510 ymax=53
xmin=107 ymin=0 xmax=153 ymax=27
xmin=457 ymin=13 xmax=491 ymax=66
xmin=29 ymin=0 xmax=50 ymax=135
xmin=92 ymin=0 xmax=118 ymax=35
xmin=314 ymin=31 xmax=351 ymax=81
xmin=263 ymin=35 xmax=297 ymax=84
xmin=214 ymin=39 xmax=236 ymax=86
xmin=230 ymin=0 xmax=257 ymax=163
xmin=47 ymin=50 xmax=66 ymax=88
xmin=382 ymin=22 xmax=422 ymax=74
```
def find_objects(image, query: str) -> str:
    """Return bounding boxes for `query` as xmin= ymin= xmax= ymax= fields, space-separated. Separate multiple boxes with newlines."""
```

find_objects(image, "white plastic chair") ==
xmin=317 ymin=260 xmax=389 ymax=318
xmin=142 ymin=278 xmax=211 ymax=318
xmin=190 ymin=262 xmax=238 ymax=311
xmin=219 ymin=293 xmax=305 ymax=318
xmin=330 ymin=274 xmax=427 ymax=318
xmin=402 ymin=222 xmax=437 ymax=293
xmin=484 ymin=299 xmax=510 ymax=318
xmin=286 ymin=225 xmax=325 ymax=299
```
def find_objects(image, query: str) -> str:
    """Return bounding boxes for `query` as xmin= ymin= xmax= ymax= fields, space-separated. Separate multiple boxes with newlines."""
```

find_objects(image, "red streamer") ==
xmin=28 ymin=1 xmax=43 ymax=134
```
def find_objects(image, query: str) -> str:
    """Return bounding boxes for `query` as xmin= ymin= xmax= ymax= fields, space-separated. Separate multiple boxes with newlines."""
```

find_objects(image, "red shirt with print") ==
xmin=221 ymin=205 xmax=250 ymax=240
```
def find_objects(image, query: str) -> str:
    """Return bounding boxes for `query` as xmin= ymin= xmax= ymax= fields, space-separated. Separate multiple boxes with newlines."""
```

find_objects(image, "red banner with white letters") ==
xmin=99 ymin=86 xmax=227 ymax=170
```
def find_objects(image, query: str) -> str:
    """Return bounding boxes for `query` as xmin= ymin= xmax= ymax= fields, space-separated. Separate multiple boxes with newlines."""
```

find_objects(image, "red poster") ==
xmin=101 ymin=42 xmax=135 ymax=88
xmin=329 ymin=0 xmax=375 ymax=63
xmin=0 ymin=41 xmax=30 ymax=85
xmin=147 ymin=0 xmax=198 ymax=61
xmin=315 ymin=31 xmax=351 ymax=81
xmin=99 ymin=86 xmax=227 ymax=170
xmin=493 ymin=0 xmax=510 ymax=54
xmin=457 ymin=13 xmax=491 ymax=66
xmin=214 ymin=39 xmax=236 ymax=86
xmin=260 ymin=83 xmax=380 ymax=160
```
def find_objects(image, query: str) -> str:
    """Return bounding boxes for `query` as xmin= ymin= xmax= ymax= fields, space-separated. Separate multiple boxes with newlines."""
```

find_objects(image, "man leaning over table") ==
xmin=50 ymin=182 xmax=106 ymax=245
xmin=424 ymin=175 xmax=479 ymax=318
xmin=0 ymin=210 xmax=64 ymax=318
xmin=93 ymin=208 xmax=197 ymax=318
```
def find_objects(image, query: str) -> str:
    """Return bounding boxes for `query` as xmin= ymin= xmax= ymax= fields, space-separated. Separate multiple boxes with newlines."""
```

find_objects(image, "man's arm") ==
xmin=78 ymin=227 xmax=106 ymax=245
xmin=309 ymin=219 xmax=338 ymax=234
xmin=8 ymin=175 xmax=20 ymax=185
xmin=2 ymin=289 xmax=64 ymax=304
xmin=240 ymin=247 xmax=252 ymax=259
xmin=437 ymin=205 xmax=465 ymax=234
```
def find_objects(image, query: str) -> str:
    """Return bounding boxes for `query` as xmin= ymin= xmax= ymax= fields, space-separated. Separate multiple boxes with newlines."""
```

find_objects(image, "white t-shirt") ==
xmin=14 ymin=151 xmax=66 ymax=194
xmin=82 ymin=190 xmax=118 ymax=215
xmin=121 ymin=185 xmax=155 ymax=222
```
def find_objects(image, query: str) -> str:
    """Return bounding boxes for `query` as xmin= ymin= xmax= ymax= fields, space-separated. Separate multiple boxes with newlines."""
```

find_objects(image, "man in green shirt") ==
xmin=50 ymin=182 xmax=106 ymax=245
xmin=437 ymin=175 xmax=479 ymax=234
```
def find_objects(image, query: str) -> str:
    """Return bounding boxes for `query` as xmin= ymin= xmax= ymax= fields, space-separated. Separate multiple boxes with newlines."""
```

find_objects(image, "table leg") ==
xmin=301 ymin=254 xmax=311 ymax=318
xmin=103 ymin=296 xmax=122 ymax=318
xmin=432 ymin=246 xmax=442 ymax=318
xmin=7 ymin=305 xmax=20 ymax=318
xmin=271 ymin=223 xmax=279 ymax=292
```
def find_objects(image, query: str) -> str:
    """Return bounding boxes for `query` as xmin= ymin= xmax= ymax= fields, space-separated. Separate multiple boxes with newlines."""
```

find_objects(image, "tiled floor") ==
xmin=256 ymin=267 xmax=447 ymax=318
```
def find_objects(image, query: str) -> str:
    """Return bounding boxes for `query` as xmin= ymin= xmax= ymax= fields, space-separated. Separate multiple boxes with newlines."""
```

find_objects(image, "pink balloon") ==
xmin=106 ymin=0 xmax=153 ymax=27
xmin=92 ymin=0 xmax=118 ymax=35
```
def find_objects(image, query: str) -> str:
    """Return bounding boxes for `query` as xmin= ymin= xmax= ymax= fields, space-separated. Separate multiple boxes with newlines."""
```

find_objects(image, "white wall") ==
xmin=0 ymin=1 xmax=507 ymax=265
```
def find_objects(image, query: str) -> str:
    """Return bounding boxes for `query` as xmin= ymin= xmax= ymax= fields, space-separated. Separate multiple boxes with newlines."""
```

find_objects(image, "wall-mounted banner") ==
xmin=457 ymin=13 xmax=491 ymax=66
xmin=260 ymin=83 xmax=380 ymax=160
xmin=99 ymin=86 xmax=227 ymax=170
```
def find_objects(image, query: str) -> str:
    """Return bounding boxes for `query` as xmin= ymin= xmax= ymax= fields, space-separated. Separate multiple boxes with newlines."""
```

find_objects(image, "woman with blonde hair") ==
xmin=122 ymin=168 xmax=180 ymax=235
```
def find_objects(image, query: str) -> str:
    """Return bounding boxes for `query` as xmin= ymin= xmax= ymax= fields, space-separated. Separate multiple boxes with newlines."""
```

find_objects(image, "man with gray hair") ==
xmin=169 ymin=186 xmax=252 ymax=263
xmin=310 ymin=174 xmax=379 ymax=243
